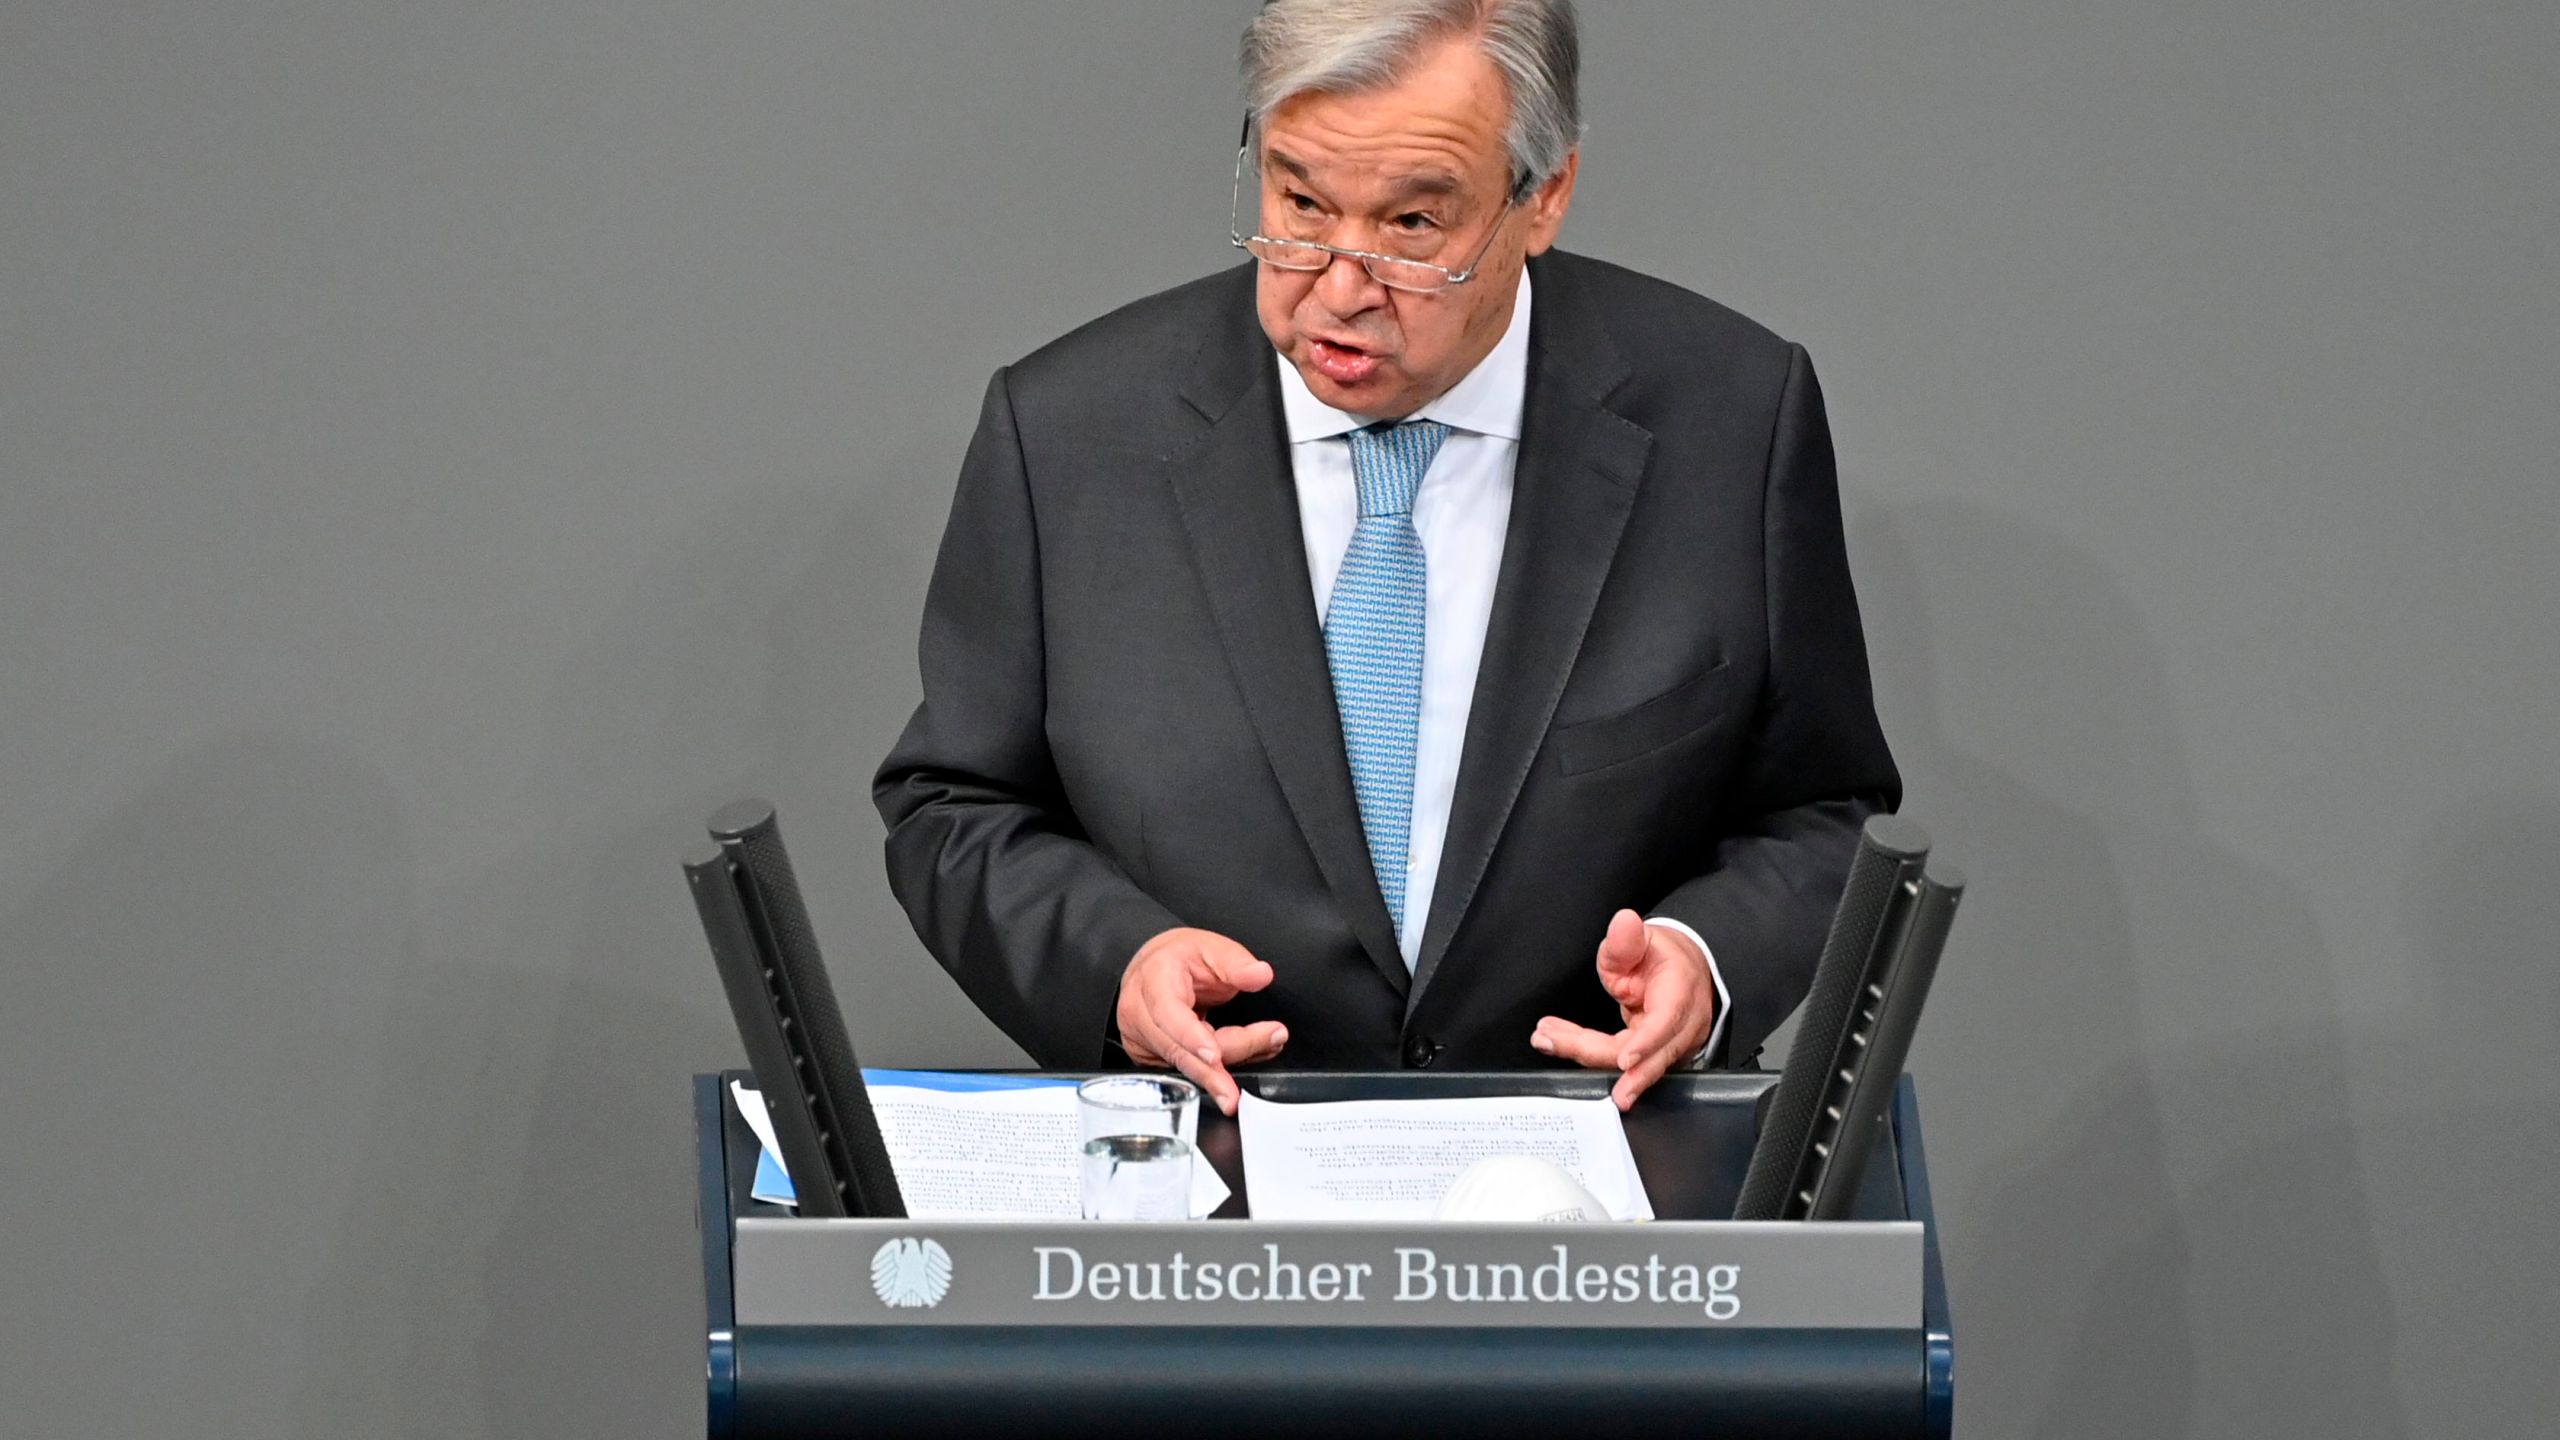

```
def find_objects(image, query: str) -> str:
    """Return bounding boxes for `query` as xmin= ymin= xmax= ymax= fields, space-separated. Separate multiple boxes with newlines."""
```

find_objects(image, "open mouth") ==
xmin=1309 ymin=337 xmax=1383 ymax=386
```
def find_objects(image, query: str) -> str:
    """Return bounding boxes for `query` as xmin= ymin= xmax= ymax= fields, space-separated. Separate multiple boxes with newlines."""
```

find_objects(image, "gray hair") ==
xmin=1241 ymin=0 xmax=1583 ymax=195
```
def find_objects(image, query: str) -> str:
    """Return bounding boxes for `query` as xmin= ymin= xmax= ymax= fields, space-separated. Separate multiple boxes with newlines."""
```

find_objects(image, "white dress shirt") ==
xmin=1274 ymin=272 xmax=1731 ymax=1062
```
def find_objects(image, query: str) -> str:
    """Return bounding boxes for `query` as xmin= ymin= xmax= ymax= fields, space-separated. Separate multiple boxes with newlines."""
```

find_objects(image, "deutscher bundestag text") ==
xmin=1033 ymin=1243 xmax=1744 ymax=1320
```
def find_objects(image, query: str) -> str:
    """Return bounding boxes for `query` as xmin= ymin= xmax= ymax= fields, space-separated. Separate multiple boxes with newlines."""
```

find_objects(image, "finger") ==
xmin=1612 ymin=1036 xmax=1688 ymax=1112
xmin=1153 ymin=980 xmax=1227 ymax=1072
xmin=1530 ymin=1016 xmax=1625 ymax=1070
xmin=1194 ymin=946 xmax=1276 ymax=1002
xmin=1163 ymin=1041 xmax=1241 ymax=1115
xmin=1135 ymin=986 xmax=1236 ymax=1110
xmin=1115 ymin=991 xmax=1180 ymax=1072
xmin=1142 ymin=980 xmax=1238 ymax=1112
xmin=1214 ymin=1020 xmax=1289 ymax=1067
xmin=1604 ymin=967 xmax=1646 ymax=1009
xmin=1611 ymin=993 xmax=1707 ymax=1113
xmin=1130 ymin=947 xmax=1245 ymax=1112
xmin=1128 ymin=958 xmax=1218 ymax=1069
xmin=1595 ymin=908 xmax=1650 ymax=977
xmin=1615 ymin=981 xmax=1693 ymax=1072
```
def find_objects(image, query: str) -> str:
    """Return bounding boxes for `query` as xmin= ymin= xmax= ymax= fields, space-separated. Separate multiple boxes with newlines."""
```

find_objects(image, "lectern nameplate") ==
xmin=734 ymin=1217 xmax=1922 ymax=1329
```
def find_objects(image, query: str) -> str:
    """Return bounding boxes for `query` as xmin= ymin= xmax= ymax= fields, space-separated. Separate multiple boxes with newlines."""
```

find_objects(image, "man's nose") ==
xmin=1314 ymin=248 xmax=1389 ymax=316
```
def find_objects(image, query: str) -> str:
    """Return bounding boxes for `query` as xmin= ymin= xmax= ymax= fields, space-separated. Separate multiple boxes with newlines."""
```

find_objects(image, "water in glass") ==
xmin=1080 ymin=1133 xmax=1193 ymax=1221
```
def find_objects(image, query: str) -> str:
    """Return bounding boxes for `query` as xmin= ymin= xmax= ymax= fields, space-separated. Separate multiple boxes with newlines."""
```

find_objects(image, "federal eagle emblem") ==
xmin=870 ymin=1236 xmax=953 ymax=1309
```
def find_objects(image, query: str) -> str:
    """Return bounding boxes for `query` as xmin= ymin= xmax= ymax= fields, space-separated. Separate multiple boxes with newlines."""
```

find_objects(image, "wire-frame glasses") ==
xmin=1228 ymin=145 xmax=1522 ymax=294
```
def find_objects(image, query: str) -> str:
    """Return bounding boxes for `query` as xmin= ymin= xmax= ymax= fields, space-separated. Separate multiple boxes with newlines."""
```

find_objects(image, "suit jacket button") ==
xmin=1404 ymin=1035 xmax=1439 ymax=1069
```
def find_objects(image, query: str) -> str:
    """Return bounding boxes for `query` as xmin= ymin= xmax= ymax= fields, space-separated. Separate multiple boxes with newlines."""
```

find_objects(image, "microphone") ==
xmin=687 ymin=800 xmax=905 ymax=1218
xmin=1733 ymin=815 xmax=1934 ymax=1221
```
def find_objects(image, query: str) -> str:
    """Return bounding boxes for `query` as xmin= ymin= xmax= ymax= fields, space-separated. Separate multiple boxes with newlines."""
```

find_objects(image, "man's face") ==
xmin=1253 ymin=37 xmax=1577 ymax=420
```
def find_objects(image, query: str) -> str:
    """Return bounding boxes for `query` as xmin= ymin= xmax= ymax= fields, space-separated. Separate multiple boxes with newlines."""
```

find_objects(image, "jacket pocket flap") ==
xmin=1553 ymin=662 xmax=1736 ymax=775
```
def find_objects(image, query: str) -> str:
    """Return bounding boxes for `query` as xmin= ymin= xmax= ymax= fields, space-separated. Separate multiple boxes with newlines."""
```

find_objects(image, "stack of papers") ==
xmin=734 ymin=1074 xmax=1651 ymax=1224
xmin=730 ymin=1071 xmax=1230 ymax=1220
xmin=1238 ymin=1091 xmax=1653 ymax=1222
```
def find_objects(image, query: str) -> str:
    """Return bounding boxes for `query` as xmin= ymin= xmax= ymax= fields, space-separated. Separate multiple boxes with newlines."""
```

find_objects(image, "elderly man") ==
xmin=876 ymin=0 xmax=1898 ymax=1114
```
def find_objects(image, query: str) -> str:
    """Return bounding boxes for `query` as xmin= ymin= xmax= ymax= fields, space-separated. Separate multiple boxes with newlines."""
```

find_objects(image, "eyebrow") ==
xmin=1383 ymin=171 xmax=1462 ymax=199
xmin=1263 ymin=149 xmax=1467 ymax=204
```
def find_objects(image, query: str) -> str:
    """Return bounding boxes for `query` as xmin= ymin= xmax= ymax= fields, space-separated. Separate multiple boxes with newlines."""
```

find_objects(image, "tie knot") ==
xmin=1346 ymin=419 xmax=1450 ymax=518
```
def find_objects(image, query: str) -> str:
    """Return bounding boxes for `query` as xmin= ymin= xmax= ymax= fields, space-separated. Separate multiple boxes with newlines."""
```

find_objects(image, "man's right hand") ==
xmin=1115 ymin=927 xmax=1288 ymax=1115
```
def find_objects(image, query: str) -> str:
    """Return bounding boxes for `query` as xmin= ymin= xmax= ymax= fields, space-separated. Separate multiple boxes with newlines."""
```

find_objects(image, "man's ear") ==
xmin=1522 ymin=147 xmax=1580 ymax=258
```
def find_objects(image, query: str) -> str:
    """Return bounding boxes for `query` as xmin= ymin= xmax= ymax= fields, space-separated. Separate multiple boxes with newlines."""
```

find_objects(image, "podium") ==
xmin=694 ymin=1069 xmax=1954 ymax=1439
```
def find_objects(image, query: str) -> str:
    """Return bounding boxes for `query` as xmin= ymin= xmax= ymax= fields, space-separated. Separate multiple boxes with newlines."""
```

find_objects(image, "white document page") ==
xmin=732 ymin=1081 xmax=1231 ymax=1220
xmin=1237 ymin=1091 xmax=1654 ymax=1222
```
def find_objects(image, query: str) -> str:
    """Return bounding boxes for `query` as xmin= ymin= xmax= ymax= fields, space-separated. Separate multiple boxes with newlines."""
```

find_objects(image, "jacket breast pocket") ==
xmin=1552 ymin=661 xmax=1738 ymax=776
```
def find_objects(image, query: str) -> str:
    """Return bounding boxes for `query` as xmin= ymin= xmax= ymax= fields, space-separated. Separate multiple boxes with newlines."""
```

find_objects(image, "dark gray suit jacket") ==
xmin=875 ymin=250 xmax=1899 ymax=1072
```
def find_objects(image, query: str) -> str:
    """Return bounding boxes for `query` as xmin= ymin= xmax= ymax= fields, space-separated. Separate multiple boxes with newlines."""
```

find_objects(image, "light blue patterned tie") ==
xmin=1326 ymin=419 xmax=1448 ymax=952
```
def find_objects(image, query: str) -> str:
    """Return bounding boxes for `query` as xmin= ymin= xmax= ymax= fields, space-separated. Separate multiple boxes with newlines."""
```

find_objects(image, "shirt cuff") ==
xmin=1642 ymin=917 xmax=1730 ymax=1070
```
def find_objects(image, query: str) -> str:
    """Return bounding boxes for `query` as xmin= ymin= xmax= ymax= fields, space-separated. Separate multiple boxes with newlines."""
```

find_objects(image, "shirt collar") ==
xmin=1275 ymin=269 xmax=1532 ymax=444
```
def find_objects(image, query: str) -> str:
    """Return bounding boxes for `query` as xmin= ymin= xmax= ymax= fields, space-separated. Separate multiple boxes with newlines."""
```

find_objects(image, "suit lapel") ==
xmin=1162 ymin=280 xmax=1411 ymax=998
xmin=1412 ymin=264 xmax=1652 ymax=1001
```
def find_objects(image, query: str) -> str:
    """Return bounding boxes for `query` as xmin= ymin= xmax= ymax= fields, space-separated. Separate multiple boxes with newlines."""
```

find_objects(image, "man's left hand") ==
xmin=1531 ymin=909 xmax=1715 ymax=1111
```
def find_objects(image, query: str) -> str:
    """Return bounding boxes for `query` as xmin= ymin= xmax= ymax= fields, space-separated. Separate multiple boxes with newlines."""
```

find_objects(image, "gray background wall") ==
xmin=4 ymin=1 xmax=2552 ymax=1434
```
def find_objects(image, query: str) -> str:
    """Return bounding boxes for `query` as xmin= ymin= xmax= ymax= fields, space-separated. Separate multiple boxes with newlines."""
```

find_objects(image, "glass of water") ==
xmin=1077 ymin=1075 xmax=1198 ymax=1221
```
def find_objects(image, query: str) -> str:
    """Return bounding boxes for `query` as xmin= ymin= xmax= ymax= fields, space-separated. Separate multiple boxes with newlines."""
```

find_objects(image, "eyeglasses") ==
xmin=1228 ymin=145 xmax=1523 ymax=295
